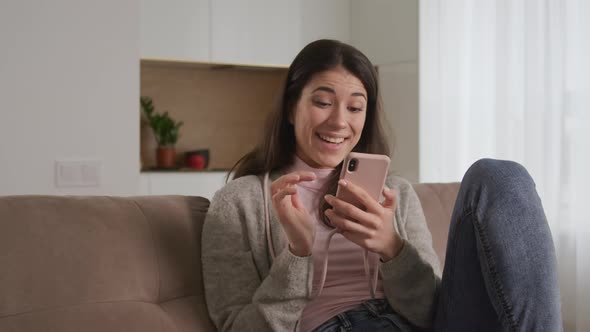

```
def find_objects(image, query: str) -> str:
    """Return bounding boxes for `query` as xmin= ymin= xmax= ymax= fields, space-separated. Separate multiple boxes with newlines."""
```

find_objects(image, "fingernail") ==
xmin=338 ymin=179 xmax=347 ymax=186
xmin=324 ymin=194 xmax=332 ymax=201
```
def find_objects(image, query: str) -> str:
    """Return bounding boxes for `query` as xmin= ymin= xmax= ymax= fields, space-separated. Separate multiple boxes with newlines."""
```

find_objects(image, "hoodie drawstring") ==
xmin=263 ymin=172 xmax=378 ymax=298
xmin=263 ymin=172 xmax=276 ymax=260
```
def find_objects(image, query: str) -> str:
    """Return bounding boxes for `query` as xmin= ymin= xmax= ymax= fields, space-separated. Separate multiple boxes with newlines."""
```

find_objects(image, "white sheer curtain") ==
xmin=420 ymin=0 xmax=590 ymax=330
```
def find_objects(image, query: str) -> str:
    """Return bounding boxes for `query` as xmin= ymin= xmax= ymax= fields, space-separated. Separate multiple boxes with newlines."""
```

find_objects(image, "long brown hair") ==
xmin=230 ymin=39 xmax=392 ymax=225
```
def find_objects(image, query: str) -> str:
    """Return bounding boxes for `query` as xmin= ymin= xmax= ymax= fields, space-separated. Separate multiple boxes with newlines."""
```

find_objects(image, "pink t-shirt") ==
xmin=286 ymin=157 xmax=384 ymax=332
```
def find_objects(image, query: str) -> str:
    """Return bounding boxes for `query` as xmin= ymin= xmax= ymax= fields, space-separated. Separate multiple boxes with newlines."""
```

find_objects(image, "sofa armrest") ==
xmin=412 ymin=183 xmax=460 ymax=267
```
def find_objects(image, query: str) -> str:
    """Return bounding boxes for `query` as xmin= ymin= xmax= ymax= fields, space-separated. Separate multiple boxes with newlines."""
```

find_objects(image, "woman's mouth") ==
xmin=317 ymin=134 xmax=345 ymax=144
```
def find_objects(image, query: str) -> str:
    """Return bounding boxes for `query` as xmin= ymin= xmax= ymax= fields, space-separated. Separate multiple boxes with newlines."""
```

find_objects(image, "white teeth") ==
xmin=319 ymin=134 xmax=344 ymax=144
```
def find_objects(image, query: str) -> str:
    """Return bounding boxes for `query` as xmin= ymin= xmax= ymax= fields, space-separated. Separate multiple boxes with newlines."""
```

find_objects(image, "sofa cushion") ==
xmin=0 ymin=301 xmax=177 ymax=332
xmin=0 ymin=195 xmax=214 ymax=331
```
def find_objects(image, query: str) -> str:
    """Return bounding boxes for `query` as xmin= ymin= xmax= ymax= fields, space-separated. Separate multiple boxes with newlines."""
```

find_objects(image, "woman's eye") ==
xmin=348 ymin=106 xmax=363 ymax=113
xmin=313 ymin=100 xmax=332 ymax=107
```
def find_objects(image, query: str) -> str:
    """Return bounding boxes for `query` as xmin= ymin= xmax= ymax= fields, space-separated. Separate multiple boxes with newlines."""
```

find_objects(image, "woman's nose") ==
xmin=326 ymin=104 xmax=347 ymax=129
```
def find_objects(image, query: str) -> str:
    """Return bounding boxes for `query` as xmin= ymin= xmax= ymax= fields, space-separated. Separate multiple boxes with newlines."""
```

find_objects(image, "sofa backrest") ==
xmin=0 ymin=195 xmax=214 ymax=332
xmin=0 ymin=183 xmax=460 ymax=331
xmin=413 ymin=182 xmax=461 ymax=268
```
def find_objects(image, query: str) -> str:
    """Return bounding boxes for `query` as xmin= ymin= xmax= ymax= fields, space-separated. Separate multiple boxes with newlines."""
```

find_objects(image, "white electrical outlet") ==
xmin=55 ymin=159 xmax=102 ymax=187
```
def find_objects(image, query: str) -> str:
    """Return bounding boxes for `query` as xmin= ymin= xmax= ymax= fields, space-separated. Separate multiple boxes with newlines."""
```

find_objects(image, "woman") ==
xmin=202 ymin=40 xmax=562 ymax=332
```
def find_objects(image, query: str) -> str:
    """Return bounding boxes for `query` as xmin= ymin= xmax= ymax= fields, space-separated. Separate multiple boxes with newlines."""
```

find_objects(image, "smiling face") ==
xmin=290 ymin=66 xmax=368 ymax=169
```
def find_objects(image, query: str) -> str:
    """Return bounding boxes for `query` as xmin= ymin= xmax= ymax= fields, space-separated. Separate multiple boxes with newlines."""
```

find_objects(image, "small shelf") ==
xmin=140 ymin=59 xmax=288 ymax=171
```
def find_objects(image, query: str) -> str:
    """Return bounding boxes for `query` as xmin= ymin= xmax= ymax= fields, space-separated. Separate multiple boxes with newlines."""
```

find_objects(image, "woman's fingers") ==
xmin=325 ymin=209 xmax=372 ymax=237
xmin=324 ymin=194 xmax=374 ymax=227
xmin=336 ymin=179 xmax=382 ymax=213
xmin=295 ymin=171 xmax=317 ymax=182
xmin=268 ymin=172 xmax=317 ymax=257
xmin=291 ymin=188 xmax=304 ymax=210
xmin=381 ymin=186 xmax=397 ymax=210
xmin=271 ymin=171 xmax=316 ymax=194
xmin=324 ymin=182 xmax=401 ymax=256
xmin=325 ymin=209 xmax=384 ymax=252
xmin=272 ymin=185 xmax=298 ymax=203
xmin=270 ymin=171 xmax=317 ymax=219
xmin=326 ymin=205 xmax=399 ymax=255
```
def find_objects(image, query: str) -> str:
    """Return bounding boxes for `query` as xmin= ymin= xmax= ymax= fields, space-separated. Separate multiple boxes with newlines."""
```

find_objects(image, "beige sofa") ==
xmin=0 ymin=183 xmax=460 ymax=332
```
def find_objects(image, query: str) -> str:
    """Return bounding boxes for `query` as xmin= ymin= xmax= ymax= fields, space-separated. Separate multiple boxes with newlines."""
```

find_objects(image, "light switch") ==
xmin=55 ymin=159 xmax=102 ymax=187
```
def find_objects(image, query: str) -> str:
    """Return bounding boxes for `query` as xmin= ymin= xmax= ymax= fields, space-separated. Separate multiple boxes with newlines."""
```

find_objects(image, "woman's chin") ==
xmin=313 ymin=155 xmax=346 ymax=169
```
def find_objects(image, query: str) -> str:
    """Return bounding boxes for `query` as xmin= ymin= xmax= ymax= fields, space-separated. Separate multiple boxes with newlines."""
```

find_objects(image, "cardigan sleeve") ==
xmin=201 ymin=179 xmax=313 ymax=332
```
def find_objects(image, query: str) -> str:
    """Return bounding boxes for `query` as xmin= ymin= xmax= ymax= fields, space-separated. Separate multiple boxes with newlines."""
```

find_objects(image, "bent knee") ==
xmin=463 ymin=158 xmax=535 ymax=191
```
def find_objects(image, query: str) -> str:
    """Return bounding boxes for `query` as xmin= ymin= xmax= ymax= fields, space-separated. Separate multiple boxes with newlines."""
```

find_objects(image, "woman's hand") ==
xmin=324 ymin=180 xmax=404 ymax=261
xmin=270 ymin=171 xmax=317 ymax=257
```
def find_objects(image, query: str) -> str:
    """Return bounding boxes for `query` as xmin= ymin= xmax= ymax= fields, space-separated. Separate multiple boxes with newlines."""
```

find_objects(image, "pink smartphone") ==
xmin=336 ymin=152 xmax=391 ymax=210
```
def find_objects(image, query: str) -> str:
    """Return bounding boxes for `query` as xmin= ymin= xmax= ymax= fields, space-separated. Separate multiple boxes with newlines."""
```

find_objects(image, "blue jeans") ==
xmin=313 ymin=298 xmax=413 ymax=332
xmin=434 ymin=159 xmax=562 ymax=331
xmin=316 ymin=159 xmax=562 ymax=332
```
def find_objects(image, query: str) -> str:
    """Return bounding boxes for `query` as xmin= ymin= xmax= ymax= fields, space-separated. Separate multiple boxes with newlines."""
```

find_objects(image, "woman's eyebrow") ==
xmin=351 ymin=92 xmax=367 ymax=100
xmin=312 ymin=86 xmax=367 ymax=100
xmin=312 ymin=86 xmax=336 ymax=94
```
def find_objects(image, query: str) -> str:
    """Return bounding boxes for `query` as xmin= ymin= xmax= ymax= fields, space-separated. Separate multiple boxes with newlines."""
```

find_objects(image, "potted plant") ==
xmin=140 ymin=96 xmax=184 ymax=169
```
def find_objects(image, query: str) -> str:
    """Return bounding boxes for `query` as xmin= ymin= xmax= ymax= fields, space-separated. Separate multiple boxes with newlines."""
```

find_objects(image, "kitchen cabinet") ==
xmin=140 ymin=0 xmax=210 ymax=61
xmin=299 ymin=0 xmax=350 ymax=47
xmin=141 ymin=0 xmax=351 ymax=66
xmin=210 ymin=0 xmax=301 ymax=66
xmin=211 ymin=0 xmax=351 ymax=66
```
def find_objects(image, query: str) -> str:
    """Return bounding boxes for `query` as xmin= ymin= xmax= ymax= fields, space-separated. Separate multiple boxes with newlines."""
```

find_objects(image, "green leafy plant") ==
xmin=140 ymin=96 xmax=184 ymax=147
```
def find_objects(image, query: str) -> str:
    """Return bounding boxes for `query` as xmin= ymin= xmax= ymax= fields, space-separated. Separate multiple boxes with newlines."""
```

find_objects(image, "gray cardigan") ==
xmin=202 ymin=173 xmax=441 ymax=332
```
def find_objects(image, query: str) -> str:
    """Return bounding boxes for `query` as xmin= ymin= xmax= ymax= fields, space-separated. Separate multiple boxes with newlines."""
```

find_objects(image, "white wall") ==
xmin=350 ymin=0 xmax=418 ymax=66
xmin=0 ymin=0 xmax=416 ymax=195
xmin=378 ymin=62 xmax=419 ymax=182
xmin=350 ymin=0 xmax=420 ymax=182
xmin=0 ymin=0 xmax=140 ymax=195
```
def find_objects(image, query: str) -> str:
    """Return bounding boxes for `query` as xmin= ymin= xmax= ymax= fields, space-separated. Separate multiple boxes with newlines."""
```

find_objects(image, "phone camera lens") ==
xmin=348 ymin=159 xmax=357 ymax=172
